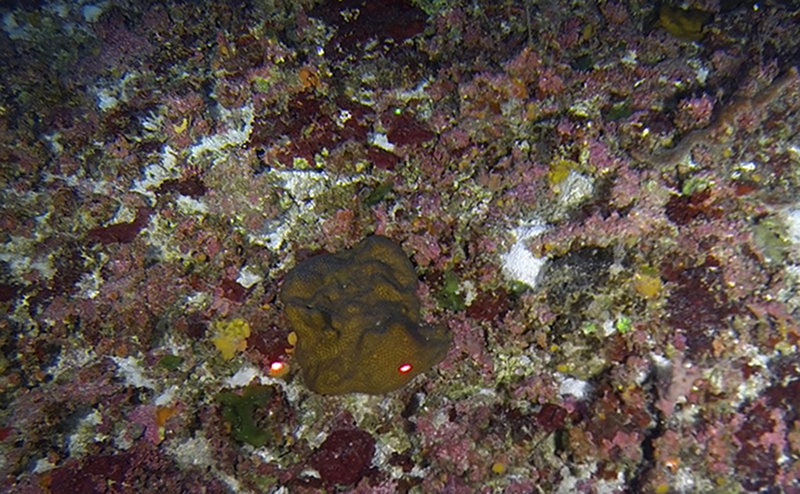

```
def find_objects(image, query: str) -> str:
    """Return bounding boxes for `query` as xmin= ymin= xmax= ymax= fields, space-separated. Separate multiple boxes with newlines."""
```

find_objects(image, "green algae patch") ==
xmin=217 ymin=384 xmax=273 ymax=447
xmin=158 ymin=354 xmax=184 ymax=371
xmin=364 ymin=180 xmax=394 ymax=206
xmin=436 ymin=270 xmax=466 ymax=312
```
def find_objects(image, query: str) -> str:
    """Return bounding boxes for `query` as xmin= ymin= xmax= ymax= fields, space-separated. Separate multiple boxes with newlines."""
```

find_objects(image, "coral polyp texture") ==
xmin=1 ymin=0 xmax=800 ymax=491
xmin=280 ymin=235 xmax=451 ymax=394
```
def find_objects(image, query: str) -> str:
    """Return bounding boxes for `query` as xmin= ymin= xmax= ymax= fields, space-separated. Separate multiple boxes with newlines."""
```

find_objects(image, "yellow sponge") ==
xmin=211 ymin=318 xmax=251 ymax=360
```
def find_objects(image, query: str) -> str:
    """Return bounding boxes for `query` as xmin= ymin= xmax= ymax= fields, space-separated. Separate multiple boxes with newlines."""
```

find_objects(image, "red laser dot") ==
xmin=398 ymin=363 xmax=412 ymax=374
xmin=270 ymin=361 xmax=284 ymax=373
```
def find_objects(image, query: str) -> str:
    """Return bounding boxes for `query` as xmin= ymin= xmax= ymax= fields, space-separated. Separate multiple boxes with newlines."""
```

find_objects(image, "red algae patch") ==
xmin=310 ymin=428 xmax=376 ymax=486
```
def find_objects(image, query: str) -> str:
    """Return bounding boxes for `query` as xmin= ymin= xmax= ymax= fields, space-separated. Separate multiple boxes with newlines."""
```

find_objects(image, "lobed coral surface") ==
xmin=280 ymin=235 xmax=451 ymax=394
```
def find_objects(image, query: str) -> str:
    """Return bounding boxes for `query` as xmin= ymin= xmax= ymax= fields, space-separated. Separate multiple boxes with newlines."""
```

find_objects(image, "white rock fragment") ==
xmin=170 ymin=435 xmax=214 ymax=469
xmin=225 ymin=365 xmax=261 ymax=387
xmin=132 ymin=146 xmax=180 ymax=201
xmin=2 ymin=12 xmax=26 ymax=39
xmin=189 ymin=104 xmax=254 ymax=161
xmin=236 ymin=265 xmax=263 ymax=288
xmin=95 ymin=88 xmax=118 ymax=111
xmin=32 ymin=458 xmax=55 ymax=474
xmin=369 ymin=132 xmax=395 ymax=152
xmin=559 ymin=377 xmax=590 ymax=400
xmin=75 ymin=270 xmax=102 ymax=299
xmin=175 ymin=194 xmax=208 ymax=214
xmin=112 ymin=356 xmax=156 ymax=389
xmin=67 ymin=408 xmax=104 ymax=456
xmin=501 ymin=221 xmax=548 ymax=288
xmin=155 ymin=385 xmax=178 ymax=406
xmin=558 ymin=170 xmax=594 ymax=209
xmin=785 ymin=206 xmax=800 ymax=246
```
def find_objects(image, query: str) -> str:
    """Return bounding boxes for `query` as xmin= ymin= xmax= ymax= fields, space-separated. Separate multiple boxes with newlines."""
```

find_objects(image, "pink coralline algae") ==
xmin=674 ymin=94 xmax=715 ymax=131
xmin=3 ymin=0 xmax=800 ymax=492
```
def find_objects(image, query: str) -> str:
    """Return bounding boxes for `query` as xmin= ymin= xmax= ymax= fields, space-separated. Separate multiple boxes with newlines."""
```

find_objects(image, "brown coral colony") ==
xmin=280 ymin=235 xmax=452 ymax=394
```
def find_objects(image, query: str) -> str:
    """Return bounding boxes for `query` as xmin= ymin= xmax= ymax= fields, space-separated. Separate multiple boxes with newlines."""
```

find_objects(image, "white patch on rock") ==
xmin=559 ymin=377 xmax=590 ymax=400
xmin=67 ymin=408 xmax=104 ymax=457
xmin=369 ymin=132 xmax=395 ymax=152
xmin=189 ymin=104 xmax=254 ymax=161
xmin=558 ymin=170 xmax=594 ymax=209
xmin=501 ymin=221 xmax=548 ymax=288
xmin=175 ymin=194 xmax=208 ymax=214
xmin=785 ymin=206 xmax=800 ymax=246
xmin=170 ymin=434 xmax=214 ymax=469
xmin=236 ymin=265 xmax=263 ymax=288
xmin=155 ymin=385 xmax=178 ymax=406
xmin=132 ymin=146 xmax=180 ymax=201
xmin=112 ymin=356 xmax=155 ymax=389
xmin=225 ymin=365 xmax=262 ymax=387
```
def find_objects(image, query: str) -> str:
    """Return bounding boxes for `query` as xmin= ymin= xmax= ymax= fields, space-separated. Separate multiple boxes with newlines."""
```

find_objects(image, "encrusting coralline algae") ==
xmin=1 ymin=1 xmax=800 ymax=491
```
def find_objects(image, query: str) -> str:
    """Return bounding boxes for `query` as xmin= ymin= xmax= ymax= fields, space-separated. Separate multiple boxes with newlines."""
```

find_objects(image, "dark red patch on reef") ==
xmin=249 ymin=93 xmax=372 ymax=167
xmin=157 ymin=175 xmax=207 ymax=198
xmin=310 ymin=428 xmax=376 ymax=485
xmin=311 ymin=0 xmax=425 ymax=54
xmin=174 ymin=312 xmax=208 ymax=339
xmin=386 ymin=112 xmax=435 ymax=147
xmin=0 ymin=426 xmax=12 ymax=442
xmin=764 ymin=356 xmax=800 ymax=416
xmin=466 ymin=289 xmax=511 ymax=322
xmin=45 ymin=443 xmax=228 ymax=493
xmin=735 ymin=402 xmax=775 ymax=445
xmin=664 ymin=189 xmax=723 ymax=226
xmin=249 ymin=324 xmax=291 ymax=365
xmin=388 ymin=451 xmax=415 ymax=473
xmin=735 ymin=445 xmax=779 ymax=491
xmin=0 ymin=283 xmax=20 ymax=302
xmin=367 ymin=147 xmax=399 ymax=171
xmin=664 ymin=257 xmax=735 ymax=360
xmin=585 ymin=382 xmax=653 ymax=450
xmin=87 ymin=207 xmax=152 ymax=244
xmin=49 ymin=454 xmax=130 ymax=494
xmin=537 ymin=403 xmax=568 ymax=432
xmin=487 ymin=405 xmax=536 ymax=443
xmin=218 ymin=278 xmax=247 ymax=302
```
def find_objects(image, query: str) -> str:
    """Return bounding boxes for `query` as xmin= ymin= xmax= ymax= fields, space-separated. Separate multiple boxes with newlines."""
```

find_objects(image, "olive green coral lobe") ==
xmin=280 ymin=235 xmax=451 ymax=394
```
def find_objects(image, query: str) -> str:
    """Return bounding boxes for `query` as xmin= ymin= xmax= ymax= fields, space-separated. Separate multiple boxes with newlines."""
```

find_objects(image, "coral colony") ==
xmin=1 ymin=0 xmax=800 ymax=492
